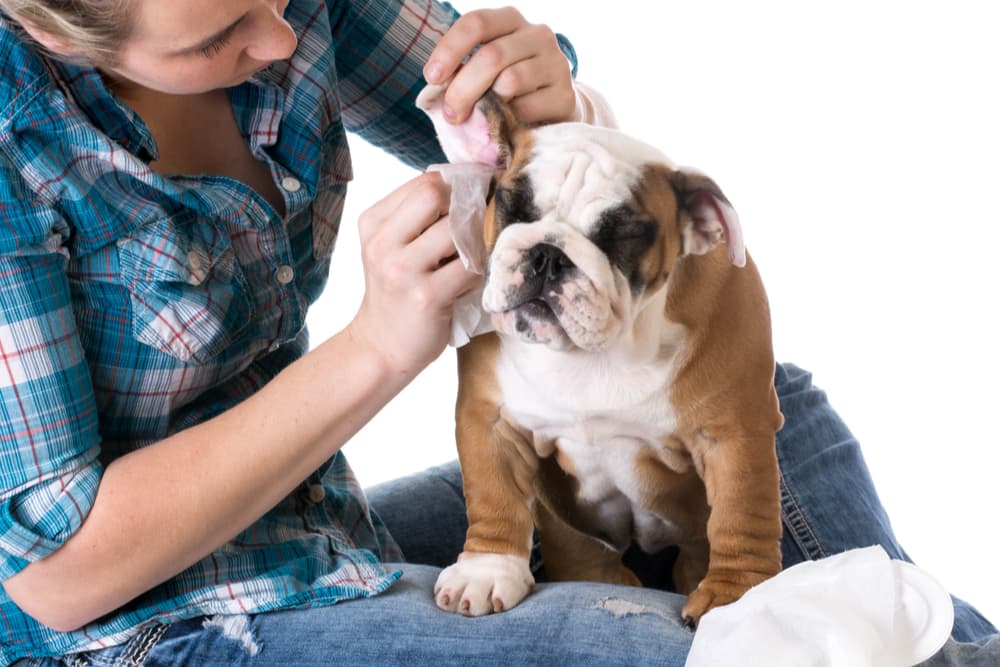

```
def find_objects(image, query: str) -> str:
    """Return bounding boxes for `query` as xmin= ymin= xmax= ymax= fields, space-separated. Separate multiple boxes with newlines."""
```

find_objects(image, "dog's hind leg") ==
xmin=534 ymin=501 xmax=641 ymax=586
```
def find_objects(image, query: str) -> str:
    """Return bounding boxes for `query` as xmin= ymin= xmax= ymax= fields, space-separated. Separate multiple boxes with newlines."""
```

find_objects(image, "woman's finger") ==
xmin=359 ymin=173 xmax=450 ymax=246
xmin=507 ymin=82 xmax=578 ymax=125
xmin=443 ymin=29 xmax=538 ymax=111
xmin=430 ymin=252 xmax=483 ymax=303
xmin=408 ymin=216 xmax=464 ymax=271
xmin=424 ymin=8 xmax=524 ymax=84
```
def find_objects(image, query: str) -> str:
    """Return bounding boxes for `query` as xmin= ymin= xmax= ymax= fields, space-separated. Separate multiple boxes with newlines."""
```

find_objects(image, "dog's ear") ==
xmin=416 ymin=84 xmax=518 ymax=168
xmin=666 ymin=169 xmax=746 ymax=267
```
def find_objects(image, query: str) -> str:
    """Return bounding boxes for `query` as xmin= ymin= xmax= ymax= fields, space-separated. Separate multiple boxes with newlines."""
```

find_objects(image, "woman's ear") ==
xmin=15 ymin=18 xmax=84 ymax=59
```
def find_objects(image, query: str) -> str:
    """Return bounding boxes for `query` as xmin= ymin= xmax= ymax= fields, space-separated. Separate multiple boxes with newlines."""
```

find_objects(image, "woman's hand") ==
xmin=423 ymin=7 xmax=576 ymax=126
xmin=348 ymin=173 xmax=479 ymax=378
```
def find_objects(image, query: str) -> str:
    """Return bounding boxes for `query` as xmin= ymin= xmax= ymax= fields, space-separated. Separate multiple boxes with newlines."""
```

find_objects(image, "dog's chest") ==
xmin=498 ymin=340 xmax=691 ymax=550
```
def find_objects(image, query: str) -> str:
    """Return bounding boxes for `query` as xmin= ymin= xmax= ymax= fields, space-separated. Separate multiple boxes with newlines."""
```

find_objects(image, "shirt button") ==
xmin=187 ymin=251 xmax=203 ymax=272
xmin=280 ymin=176 xmax=302 ymax=193
xmin=275 ymin=265 xmax=294 ymax=285
xmin=307 ymin=483 xmax=326 ymax=503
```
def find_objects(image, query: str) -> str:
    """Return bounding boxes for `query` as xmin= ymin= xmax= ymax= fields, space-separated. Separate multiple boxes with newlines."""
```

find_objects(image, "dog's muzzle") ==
xmin=483 ymin=224 xmax=630 ymax=351
xmin=513 ymin=243 xmax=575 ymax=306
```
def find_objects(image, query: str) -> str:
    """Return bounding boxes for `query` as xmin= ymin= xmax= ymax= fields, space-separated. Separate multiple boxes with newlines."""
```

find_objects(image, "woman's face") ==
xmin=105 ymin=0 xmax=297 ymax=95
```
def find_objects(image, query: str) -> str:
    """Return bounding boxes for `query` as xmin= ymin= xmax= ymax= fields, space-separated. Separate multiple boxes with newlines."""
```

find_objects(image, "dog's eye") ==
xmin=591 ymin=207 xmax=661 ymax=294
xmin=595 ymin=207 xmax=657 ymax=246
xmin=614 ymin=218 xmax=657 ymax=242
xmin=494 ymin=175 xmax=541 ymax=224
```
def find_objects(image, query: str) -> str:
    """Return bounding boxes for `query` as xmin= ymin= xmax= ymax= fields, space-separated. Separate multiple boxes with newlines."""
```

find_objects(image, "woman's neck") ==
xmin=100 ymin=72 xmax=286 ymax=215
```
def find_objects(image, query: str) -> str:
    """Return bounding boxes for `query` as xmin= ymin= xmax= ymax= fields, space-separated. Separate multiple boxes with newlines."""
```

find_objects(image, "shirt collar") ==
xmin=46 ymin=58 xmax=286 ymax=163
xmin=46 ymin=58 xmax=159 ymax=162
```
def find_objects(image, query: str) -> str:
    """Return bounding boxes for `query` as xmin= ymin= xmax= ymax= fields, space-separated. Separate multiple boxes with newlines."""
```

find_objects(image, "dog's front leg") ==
xmin=681 ymin=430 xmax=782 ymax=626
xmin=435 ymin=334 xmax=538 ymax=616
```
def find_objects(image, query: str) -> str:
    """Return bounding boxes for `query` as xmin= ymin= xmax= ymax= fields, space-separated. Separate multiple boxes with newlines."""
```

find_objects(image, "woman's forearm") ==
xmin=2 ymin=324 xmax=414 ymax=632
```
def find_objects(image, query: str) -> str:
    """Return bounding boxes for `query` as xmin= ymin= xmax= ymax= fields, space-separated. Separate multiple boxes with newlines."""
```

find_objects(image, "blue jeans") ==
xmin=19 ymin=364 xmax=998 ymax=666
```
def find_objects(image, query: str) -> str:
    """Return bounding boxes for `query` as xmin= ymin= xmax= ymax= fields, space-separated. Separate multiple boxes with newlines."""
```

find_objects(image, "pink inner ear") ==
xmin=691 ymin=192 xmax=747 ymax=267
xmin=416 ymin=83 xmax=502 ymax=167
xmin=464 ymin=110 xmax=501 ymax=167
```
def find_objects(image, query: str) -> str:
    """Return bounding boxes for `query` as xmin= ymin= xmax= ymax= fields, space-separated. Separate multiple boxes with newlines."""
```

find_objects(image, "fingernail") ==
xmin=443 ymin=105 xmax=457 ymax=122
xmin=426 ymin=61 xmax=443 ymax=83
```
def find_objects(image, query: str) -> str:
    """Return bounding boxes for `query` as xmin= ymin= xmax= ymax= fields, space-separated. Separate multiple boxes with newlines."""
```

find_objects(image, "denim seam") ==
xmin=779 ymin=470 xmax=827 ymax=560
xmin=114 ymin=623 xmax=168 ymax=667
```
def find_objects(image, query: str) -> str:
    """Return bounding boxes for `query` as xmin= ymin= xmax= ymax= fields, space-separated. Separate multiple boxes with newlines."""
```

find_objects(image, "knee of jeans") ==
xmin=429 ymin=460 xmax=463 ymax=487
xmin=774 ymin=362 xmax=817 ymax=396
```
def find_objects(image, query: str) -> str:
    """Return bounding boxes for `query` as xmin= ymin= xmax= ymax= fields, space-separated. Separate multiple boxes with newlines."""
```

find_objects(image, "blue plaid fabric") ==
xmin=0 ymin=0 xmax=581 ymax=661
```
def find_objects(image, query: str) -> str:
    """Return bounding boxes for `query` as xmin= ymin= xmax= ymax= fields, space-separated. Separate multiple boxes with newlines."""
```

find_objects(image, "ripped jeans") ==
xmin=18 ymin=365 xmax=998 ymax=666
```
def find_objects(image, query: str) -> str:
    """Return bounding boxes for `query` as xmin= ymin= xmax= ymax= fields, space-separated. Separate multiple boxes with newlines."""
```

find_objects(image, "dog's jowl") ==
xmin=417 ymin=85 xmax=783 ymax=628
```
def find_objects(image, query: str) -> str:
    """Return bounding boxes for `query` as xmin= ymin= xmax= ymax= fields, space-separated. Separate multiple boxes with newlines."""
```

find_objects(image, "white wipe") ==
xmin=427 ymin=162 xmax=497 ymax=347
xmin=685 ymin=545 xmax=954 ymax=667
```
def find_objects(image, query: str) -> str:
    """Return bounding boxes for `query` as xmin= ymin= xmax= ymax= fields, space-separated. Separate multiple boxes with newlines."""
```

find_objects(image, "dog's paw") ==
xmin=680 ymin=577 xmax=748 ymax=629
xmin=434 ymin=552 xmax=535 ymax=616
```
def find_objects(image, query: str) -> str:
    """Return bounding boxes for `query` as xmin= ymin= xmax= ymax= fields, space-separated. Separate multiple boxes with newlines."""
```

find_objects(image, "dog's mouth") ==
xmin=514 ymin=297 xmax=558 ymax=323
xmin=490 ymin=292 xmax=571 ymax=349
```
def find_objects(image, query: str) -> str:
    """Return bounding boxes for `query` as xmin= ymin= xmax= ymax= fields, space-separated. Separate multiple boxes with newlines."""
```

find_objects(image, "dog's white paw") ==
xmin=434 ymin=552 xmax=535 ymax=616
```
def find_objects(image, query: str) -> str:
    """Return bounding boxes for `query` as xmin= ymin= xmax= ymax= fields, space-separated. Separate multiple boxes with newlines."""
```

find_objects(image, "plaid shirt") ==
xmin=0 ymin=0 xmax=575 ymax=661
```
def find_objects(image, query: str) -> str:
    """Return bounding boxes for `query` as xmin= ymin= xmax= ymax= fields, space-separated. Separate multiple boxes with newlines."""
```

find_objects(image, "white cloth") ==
xmin=426 ymin=163 xmax=496 ymax=347
xmin=685 ymin=546 xmax=954 ymax=667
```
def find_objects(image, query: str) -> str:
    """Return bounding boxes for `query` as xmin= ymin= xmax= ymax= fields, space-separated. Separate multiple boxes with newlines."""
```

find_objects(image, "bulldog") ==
xmin=417 ymin=87 xmax=784 ymax=627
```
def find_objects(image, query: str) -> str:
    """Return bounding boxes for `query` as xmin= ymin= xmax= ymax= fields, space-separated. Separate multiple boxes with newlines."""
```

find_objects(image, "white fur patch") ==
xmin=532 ymin=123 xmax=676 ymax=173
xmin=498 ymin=290 xmax=690 ymax=552
xmin=435 ymin=553 xmax=535 ymax=616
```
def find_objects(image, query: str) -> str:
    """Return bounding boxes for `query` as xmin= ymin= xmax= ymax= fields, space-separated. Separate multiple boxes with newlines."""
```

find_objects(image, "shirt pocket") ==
xmin=117 ymin=213 xmax=254 ymax=364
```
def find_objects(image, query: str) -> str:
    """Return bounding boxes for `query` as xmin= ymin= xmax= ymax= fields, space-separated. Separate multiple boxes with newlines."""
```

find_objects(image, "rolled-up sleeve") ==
xmin=328 ymin=0 xmax=580 ymax=170
xmin=0 ymin=153 xmax=102 ymax=581
xmin=329 ymin=0 xmax=460 ymax=170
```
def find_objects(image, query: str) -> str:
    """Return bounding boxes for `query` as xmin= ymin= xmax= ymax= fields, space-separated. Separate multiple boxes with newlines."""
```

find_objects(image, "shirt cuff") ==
xmin=555 ymin=33 xmax=578 ymax=79
xmin=0 ymin=453 xmax=102 ymax=580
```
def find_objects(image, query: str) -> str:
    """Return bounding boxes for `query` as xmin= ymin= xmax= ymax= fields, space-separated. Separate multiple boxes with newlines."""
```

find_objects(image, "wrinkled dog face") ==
xmin=417 ymin=87 xmax=744 ymax=352
xmin=483 ymin=125 xmax=678 ymax=351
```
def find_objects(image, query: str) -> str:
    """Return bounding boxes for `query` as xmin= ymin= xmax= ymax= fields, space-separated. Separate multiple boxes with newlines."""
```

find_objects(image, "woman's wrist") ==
xmin=341 ymin=308 xmax=442 ymax=387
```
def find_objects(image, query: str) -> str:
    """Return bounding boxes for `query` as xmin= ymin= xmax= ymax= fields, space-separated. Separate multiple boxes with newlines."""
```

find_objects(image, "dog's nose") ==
xmin=527 ymin=244 xmax=574 ymax=282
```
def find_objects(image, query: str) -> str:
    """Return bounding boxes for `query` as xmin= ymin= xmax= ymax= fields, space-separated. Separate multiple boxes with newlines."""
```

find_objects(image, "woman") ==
xmin=0 ymin=1 xmax=994 ymax=664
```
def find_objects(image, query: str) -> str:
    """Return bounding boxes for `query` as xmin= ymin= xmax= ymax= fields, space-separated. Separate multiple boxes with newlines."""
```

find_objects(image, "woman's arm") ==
xmin=329 ymin=1 xmax=586 ymax=170
xmin=4 ymin=321 xmax=397 ymax=632
xmin=2 ymin=172 xmax=478 ymax=632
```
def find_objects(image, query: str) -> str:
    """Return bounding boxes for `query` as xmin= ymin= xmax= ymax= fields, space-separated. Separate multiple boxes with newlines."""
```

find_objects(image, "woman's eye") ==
xmin=199 ymin=32 xmax=234 ymax=58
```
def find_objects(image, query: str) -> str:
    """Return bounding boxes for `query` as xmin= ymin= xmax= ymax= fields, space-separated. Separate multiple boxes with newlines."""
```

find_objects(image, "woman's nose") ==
xmin=244 ymin=3 xmax=297 ymax=62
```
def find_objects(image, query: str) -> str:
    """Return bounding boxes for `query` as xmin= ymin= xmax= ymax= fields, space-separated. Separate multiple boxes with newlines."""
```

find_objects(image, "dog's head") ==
xmin=418 ymin=87 xmax=744 ymax=352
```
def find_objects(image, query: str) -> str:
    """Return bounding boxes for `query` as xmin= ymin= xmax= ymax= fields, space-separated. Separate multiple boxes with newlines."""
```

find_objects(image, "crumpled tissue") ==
xmin=685 ymin=545 xmax=954 ymax=667
xmin=427 ymin=162 xmax=496 ymax=347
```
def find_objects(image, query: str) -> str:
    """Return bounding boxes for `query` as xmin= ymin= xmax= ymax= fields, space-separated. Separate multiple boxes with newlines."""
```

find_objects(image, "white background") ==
xmin=307 ymin=0 xmax=999 ymax=624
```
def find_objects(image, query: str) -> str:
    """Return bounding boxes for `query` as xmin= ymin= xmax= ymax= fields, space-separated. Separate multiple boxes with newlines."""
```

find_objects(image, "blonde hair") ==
xmin=1 ymin=0 xmax=135 ymax=64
